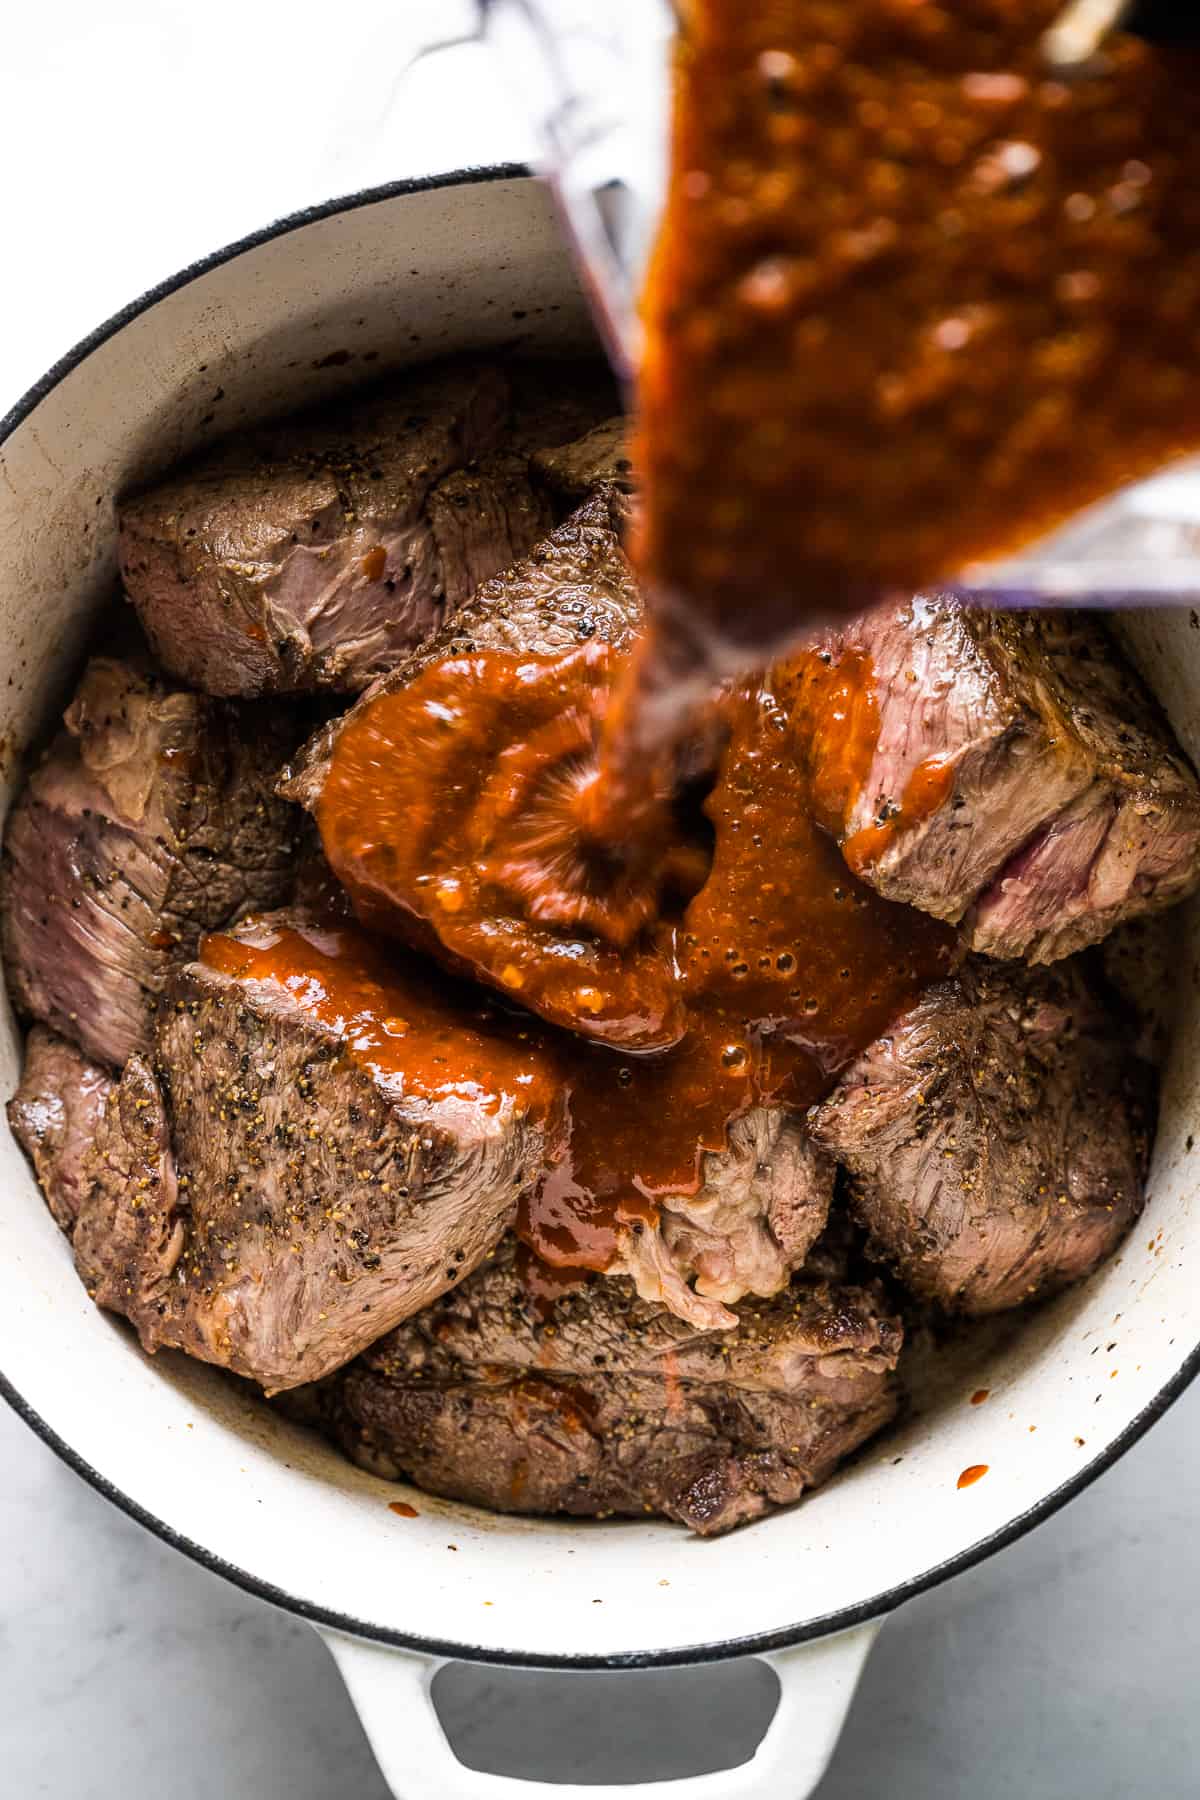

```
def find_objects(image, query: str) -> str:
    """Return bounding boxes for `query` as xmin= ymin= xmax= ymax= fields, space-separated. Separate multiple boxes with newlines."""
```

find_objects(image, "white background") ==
xmin=3 ymin=4 xmax=1199 ymax=1793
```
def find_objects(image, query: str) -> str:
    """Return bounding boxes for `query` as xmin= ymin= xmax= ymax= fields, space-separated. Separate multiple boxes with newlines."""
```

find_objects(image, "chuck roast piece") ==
xmin=323 ymin=1238 xmax=902 ymax=1535
xmin=69 ymin=911 xmax=564 ymax=1392
xmin=808 ymin=958 xmax=1149 ymax=1315
xmin=2 ymin=654 xmax=298 ymax=1068
xmin=803 ymin=597 xmax=1200 ymax=962
xmin=279 ymin=490 xmax=642 ymax=813
xmin=7 ymin=1027 xmax=113 ymax=1232
xmin=118 ymin=361 xmax=527 ymax=698
xmin=531 ymin=417 xmax=635 ymax=517
xmin=612 ymin=1109 xmax=834 ymax=1331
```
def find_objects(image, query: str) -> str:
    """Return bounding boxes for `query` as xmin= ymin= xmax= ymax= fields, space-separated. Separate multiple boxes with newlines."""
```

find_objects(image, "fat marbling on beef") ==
xmin=611 ymin=1107 xmax=834 ymax=1331
xmin=118 ymin=359 xmax=621 ymax=700
xmin=808 ymin=956 xmax=1148 ymax=1314
xmin=278 ymin=488 xmax=643 ymax=813
xmin=805 ymin=596 xmax=1200 ymax=963
xmin=2 ymin=652 xmax=298 ymax=1069
xmin=319 ymin=1236 xmax=902 ymax=1535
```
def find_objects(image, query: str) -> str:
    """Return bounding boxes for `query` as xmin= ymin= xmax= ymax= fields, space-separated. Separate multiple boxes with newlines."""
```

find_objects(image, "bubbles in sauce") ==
xmin=309 ymin=634 xmax=955 ymax=1278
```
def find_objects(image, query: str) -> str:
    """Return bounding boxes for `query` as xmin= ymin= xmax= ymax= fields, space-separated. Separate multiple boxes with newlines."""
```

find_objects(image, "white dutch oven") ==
xmin=1 ymin=168 xmax=1198 ymax=1800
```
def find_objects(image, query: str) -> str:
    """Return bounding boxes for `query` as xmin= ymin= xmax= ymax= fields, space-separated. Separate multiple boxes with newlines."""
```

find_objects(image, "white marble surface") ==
xmin=4 ymin=4 xmax=1200 ymax=1794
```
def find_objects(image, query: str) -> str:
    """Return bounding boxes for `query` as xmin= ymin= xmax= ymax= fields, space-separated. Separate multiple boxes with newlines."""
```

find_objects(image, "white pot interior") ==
xmin=0 ymin=171 xmax=1197 ymax=1666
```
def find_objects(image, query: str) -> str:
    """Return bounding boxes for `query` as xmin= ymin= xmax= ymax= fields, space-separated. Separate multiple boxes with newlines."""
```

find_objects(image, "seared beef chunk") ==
xmin=808 ymin=958 xmax=1148 ymax=1315
xmin=532 ymin=418 xmax=634 ymax=516
xmin=325 ymin=1238 xmax=901 ymax=1534
xmin=966 ymin=617 xmax=1200 ymax=961
xmin=7 ymin=1027 xmax=113 ymax=1231
xmin=2 ymin=655 xmax=297 ymax=1067
xmin=73 ymin=1053 xmax=182 ymax=1329
xmin=69 ymin=910 xmax=563 ymax=1391
xmin=612 ymin=1109 xmax=834 ymax=1330
xmin=807 ymin=596 xmax=1200 ymax=961
xmin=118 ymin=361 xmax=514 ymax=697
xmin=426 ymin=453 xmax=553 ymax=614
xmin=279 ymin=491 xmax=642 ymax=812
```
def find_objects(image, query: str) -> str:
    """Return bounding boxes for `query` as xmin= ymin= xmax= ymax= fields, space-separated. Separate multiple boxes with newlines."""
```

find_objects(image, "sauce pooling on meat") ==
xmin=314 ymin=642 xmax=955 ymax=1275
xmin=559 ymin=2 xmax=1200 ymax=881
xmin=316 ymin=643 xmax=696 ymax=1052
xmin=199 ymin=919 xmax=564 ymax=1122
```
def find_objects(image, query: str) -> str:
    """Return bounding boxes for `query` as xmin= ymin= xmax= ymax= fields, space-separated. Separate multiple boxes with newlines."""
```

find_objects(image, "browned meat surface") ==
xmin=118 ymin=359 xmax=623 ymax=701
xmin=73 ymin=1052 xmax=183 ymax=1330
xmin=611 ymin=1109 xmax=834 ymax=1331
xmin=118 ymin=362 xmax=513 ymax=697
xmin=807 ymin=596 xmax=1200 ymax=962
xmin=321 ymin=1238 xmax=901 ymax=1534
xmin=7 ymin=1027 xmax=113 ymax=1231
xmin=966 ymin=617 xmax=1200 ymax=962
xmin=68 ymin=909 xmax=564 ymax=1392
xmin=279 ymin=491 xmax=642 ymax=812
xmin=532 ymin=417 xmax=635 ymax=517
xmin=808 ymin=958 xmax=1148 ymax=1315
xmin=426 ymin=452 xmax=553 ymax=613
xmin=2 ymin=654 xmax=298 ymax=1067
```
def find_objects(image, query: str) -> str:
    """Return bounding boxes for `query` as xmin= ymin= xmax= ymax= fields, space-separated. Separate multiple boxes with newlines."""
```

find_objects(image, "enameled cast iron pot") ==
xmin=2 ymin=167 xmax=1199 ymax=1800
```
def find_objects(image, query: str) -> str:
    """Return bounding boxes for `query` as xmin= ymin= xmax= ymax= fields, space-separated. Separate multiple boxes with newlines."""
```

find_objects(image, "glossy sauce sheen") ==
xmin=315 ymin=641 xmax=955 ymax=1273
xmin=635 ymin=1 xmax=1200 ymax=653
xmin=317 ymin=646 xmax=692 ymax=1053
xmin=198 ymin=921 xmax=563 ymax=1123
xmin=798 ymin=639 xmax=958 ymax=869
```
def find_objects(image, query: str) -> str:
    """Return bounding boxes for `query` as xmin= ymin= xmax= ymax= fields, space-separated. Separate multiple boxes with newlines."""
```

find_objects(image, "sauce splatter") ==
xmin=957 ymin=1464 xmax=990 ymax=1489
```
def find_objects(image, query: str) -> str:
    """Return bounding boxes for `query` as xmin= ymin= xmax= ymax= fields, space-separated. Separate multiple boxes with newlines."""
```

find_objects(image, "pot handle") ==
xmin=321 ymin=1620 xmax=880 ymax=1800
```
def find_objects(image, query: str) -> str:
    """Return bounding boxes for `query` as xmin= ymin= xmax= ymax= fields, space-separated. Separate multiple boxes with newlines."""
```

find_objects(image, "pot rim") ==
xmin=1 ymin=162 xmax=1197 ymax=1671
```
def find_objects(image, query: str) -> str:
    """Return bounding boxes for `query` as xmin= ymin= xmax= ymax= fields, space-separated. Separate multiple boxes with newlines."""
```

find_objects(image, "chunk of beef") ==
xmin=808 ymin=958 xmax=1148 ymax=1315
xmin=805 ymin=596 xmax=1200 ymax=961
xmin=2 ymin=655 xmax=298 ymax=1067
xmin=612 ymin=1109 xmax=834 ymax=1330
xmin=426 ymin=452 xmax=553 ymax=614
xmin=7 ymin=1027 xmax=113 ymax=1231
xmin=965 ymin=615 xmax=1200 ymax=961
xmin=73 ymin=1052 xmax=183 ymax=1328
xmin=322 ymin=1238 xmax=901 ymax=1535
xmin=68 ymin=911 xmax=564 ymax=1391
xmin=118 ymin=361 xmax=514 ymax=697
xmin=532 ymin=417 xmax=635 ymax=517
xmin=278 ymin=491 xmax=642 ymax=812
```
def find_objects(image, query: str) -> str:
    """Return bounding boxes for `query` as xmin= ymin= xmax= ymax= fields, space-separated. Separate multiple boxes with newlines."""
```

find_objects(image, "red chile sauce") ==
xmin=199 ymin=920 xmax=564 ymax=1124
xmin=634 ymin=0 xmax=1200 ymax=666
xmin=309 ymin=640 xmax=954 ymax=1277
xmin=234 ymin=1 xmax=1200 ymax=1281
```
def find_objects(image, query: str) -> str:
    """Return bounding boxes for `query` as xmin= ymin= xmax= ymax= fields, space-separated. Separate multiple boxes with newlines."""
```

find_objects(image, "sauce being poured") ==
xmin=313 ymin=637 xmax=955 ymax=1276
xmin=635 ymin=1 xmax=1200 ymax=676
xmin=317 ymin=643 xmax=697 ymax=1052
xmin=311 ymin=4 xmax=1200 ymax=1279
